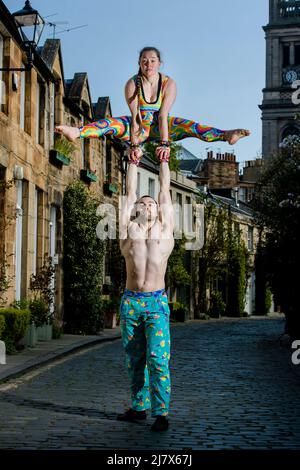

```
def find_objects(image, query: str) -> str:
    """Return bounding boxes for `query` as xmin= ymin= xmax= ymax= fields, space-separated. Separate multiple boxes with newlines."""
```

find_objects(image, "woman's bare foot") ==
xmin=224 ymin=129 xmax=251 ymax=145
xmin=55 ymin=125 xmax=80 ymax=142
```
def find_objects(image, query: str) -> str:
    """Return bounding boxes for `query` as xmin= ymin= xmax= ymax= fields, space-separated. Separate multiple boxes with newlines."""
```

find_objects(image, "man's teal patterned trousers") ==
xmin=119 ymin=288 xmax=171 ymax=417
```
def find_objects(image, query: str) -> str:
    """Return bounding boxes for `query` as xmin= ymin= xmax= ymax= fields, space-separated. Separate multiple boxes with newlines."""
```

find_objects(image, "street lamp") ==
xmin=0 ymin=0 xmax=45 ymax=71
xmin=121 ymin=154 xmax=128 ymax=174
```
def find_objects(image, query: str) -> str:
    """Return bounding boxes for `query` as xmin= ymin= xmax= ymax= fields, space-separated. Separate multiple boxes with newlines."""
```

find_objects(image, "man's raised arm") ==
xmin=120 ymin=162 xmax=138 ymax=241
xmin=158 ymin=161 xmax=174 ymax=229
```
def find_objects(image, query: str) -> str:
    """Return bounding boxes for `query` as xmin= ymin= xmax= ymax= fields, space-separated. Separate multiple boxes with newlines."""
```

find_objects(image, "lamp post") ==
xmin=0 ymin=0 xmax=45 ymax=72
xmin=121 ymin=150 xmax=128 ymax=196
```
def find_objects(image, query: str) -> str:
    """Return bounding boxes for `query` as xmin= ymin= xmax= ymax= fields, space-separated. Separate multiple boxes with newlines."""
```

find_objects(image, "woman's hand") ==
xmin=156 ymin=144 xmax=170 ymax=163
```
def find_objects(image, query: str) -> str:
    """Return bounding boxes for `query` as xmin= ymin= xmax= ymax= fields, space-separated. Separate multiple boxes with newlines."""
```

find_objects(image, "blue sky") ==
xmin=6 ymin=0 xmax=268 ymax=163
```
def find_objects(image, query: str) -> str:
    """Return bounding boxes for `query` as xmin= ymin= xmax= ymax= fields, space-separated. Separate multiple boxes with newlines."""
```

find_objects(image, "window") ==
xmin=247 ymin=226 xmax=254 ymax=251
xmin=81 ymin=105 xmax=91 ymax=170
xmin=239 ymin=187 xmax=246 ymax=203
xmin=282 ymin=126 xmax=300 ymax=141
xmin=283 ymin=44 xmax=290 ymax=67
xmin=295 ymin=44 xmax=300 ymax=65
xmin=148 ymin=178 xmax=155 ymax=199
xmin=247 ymin=187 xmax=254 ymax=202
xmin=35 ymin=80 xmax=45 ymax=145
xmin=0 ymin=33 xmax=4 ymax=112
xmin=49 ymin=82 xmax=55 ymax=146
xmin=176 ymin=192 xmax=182 ymax=231
xmin=137 ymin=172 xmax=141 ymax=198
xmin=184 ymin=195 xmax=193 ymax=234
xmin=15 ymin=180 xmax=25 ymax=300
xmin=0 ymin=166 xmax=6 ymax=263
xmin=20 ymin=65 xmax=26 ymax=130
xmin=33 ymin=189 xmax=38 ymax=275
xmin=33 ymin=188 xmax=43 ymax=275
xmin=105 ymin=142 xmax=112 ymax=178
xmin=35 ymin=81 xmax=40 ymax=142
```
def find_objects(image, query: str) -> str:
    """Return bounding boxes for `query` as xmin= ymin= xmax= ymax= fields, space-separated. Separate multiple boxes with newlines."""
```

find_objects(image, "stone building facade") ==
xmin=0 ymin=2 xmax=121 ymax=323
xmin=260 ymin=0 xmax=300 ymax=158
xmin=178 ymin=148 xmax=264 ymax=316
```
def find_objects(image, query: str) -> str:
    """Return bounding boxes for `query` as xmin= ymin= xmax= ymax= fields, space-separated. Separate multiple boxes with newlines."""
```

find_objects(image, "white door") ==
xmin=244 ymin=271 xmax=255 ymax=316
xmin=49 ymin=206 xmax=57 ymax=315
xmin=32 ymin=188 xmax=38 ymax=275
xmin=15 ymin=180 xmax=23 ymax=300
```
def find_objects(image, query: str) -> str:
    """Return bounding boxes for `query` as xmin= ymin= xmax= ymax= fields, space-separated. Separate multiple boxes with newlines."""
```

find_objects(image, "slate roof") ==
xmin=39 ymin=39 xmax=61 ymax=71
xmin=66 ymin=72 xmax=88 ymax=102
xmin=179 ymin=158 xmax=203 ymax=173
xmin=208 ymin=193 xmax=255 ymax=218
xmin=93 ymin=97 xmax=112 ymax=119
xmin=36 ymin=39 xmax=65 ymax=85
xmin=177 ymin=146 xmax=199 ymax=160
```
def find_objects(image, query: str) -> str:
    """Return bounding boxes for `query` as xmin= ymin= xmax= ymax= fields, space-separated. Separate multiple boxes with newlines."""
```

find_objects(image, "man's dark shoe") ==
xmin=150 ymin=415 xmax=169 ymax=432
xmin=117 ymin=408 xmax=147 ymax=422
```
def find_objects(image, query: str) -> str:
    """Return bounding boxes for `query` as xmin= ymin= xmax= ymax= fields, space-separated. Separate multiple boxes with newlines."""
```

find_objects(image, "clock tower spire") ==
xmin=260 ymin=0 xmax=300 ymax=158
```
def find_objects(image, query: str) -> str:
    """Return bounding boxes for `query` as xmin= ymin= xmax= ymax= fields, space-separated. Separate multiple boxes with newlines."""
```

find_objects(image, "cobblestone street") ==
xmin=0 ymin=317 xmax=299 ymax=450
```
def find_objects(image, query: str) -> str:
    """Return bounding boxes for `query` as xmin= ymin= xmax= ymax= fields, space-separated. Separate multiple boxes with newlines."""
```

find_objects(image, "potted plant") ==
xmin=102 ymin=297 xmax=119 ymax=328
xmin=208 ymin=290 xmax=226 ymax=318
xmin=171 ymin=301 xmax=188 ymax=322
xmin=50 ymin=136 xmax=75 ymax=167
xmin=29 ymin=257 xmax=56 ymax=341
xmin=103 ymin=174 xmax=118 ymax=194
xmin=80 ymin=167 xmax=98 ymax=183
xmin=29 ymin=298 xmax=51 ymax=341
xmin=11 ymin=299 xmax=38 ymax=348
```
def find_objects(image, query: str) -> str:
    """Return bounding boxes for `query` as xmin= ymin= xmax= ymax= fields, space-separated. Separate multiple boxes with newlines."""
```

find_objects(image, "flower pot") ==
xmin=0 ymin=340 xmax=5 ymax=364
xmin=37 ymin=322 xmax=53 ymax=341
xmin=80 ymin=169 xmax=97 ymax=183
xmin=49 ymin=149 xmax=71 ymax=167
xmin=45 ymin=323 xmax=52 ymax=341
xmin=103 ymin=182 xmax=118 ymax=195
xmin=20 ymin=323 xmax=38 ymax=347
xmin=174 ymin=308 xmax=186 ymax=322
xmin=104 ymin=311 xmax=117 ymax=329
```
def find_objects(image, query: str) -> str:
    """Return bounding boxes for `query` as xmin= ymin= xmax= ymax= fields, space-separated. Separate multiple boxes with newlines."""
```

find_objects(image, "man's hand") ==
xmin=156 ymin=144 xmax=170 ymax=163
xmin=128 ymin=146 xmax=143 ymax=165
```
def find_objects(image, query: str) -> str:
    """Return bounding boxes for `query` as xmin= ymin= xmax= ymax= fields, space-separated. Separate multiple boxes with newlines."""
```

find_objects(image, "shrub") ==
xmin=11 ymin=298 xmax=49 ymax=327
xmin=63 ymin=181 xmax=105 ymax=334
xmin=52 ymin=321 xmax=63 ymax=339
xmin=0 ymin=314 xmax=5 ymax=339
xmin=29 ymin=257 xmax=55 ymax=322
xmin=209 ymin=291 xmax=226 ymax=318
xmin=226 ymin=241 xmax=249 ymax=317
xmin=168 ymin=236 xmax=191 ymax=289
xmin=171 ymin=301 xmax=188 ymax=322
xmin=0 ymin=308 xmax=31 ymax=353
xmin=28 ymin=298 xmax=49 ymax=327
xmin=11 ymin=298 xmax=29 ymax=310
xmin=253 ymin=133 xmax=300 ymax=338
xmin=102 ymin=297 xmax=119 ymax=313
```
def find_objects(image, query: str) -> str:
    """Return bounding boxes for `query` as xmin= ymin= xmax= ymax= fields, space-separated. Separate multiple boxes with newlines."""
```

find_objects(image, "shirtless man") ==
xmin=117 ymin=155 xmax=175 ymax=432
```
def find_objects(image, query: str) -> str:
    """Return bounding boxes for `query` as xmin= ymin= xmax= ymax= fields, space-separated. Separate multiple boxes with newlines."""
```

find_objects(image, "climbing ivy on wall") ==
xmin=63 ymin=181 xmax=105 ymax=334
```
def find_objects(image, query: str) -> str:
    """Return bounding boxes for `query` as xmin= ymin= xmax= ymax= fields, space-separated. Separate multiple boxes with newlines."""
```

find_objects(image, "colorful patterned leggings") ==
xmin=79 ymin=113 xmax=225 ymax=144
xmin=119 ymin=288 xmax=171 ymax=417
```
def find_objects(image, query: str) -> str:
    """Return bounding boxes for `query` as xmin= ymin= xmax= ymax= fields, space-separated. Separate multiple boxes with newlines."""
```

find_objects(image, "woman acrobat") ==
xmin=55 ymin=46 xmax=250 ymax=164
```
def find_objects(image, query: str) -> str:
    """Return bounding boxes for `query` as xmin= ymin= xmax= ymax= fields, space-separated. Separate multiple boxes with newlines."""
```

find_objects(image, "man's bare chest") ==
xmin=120 ymin=221 xmax=174 ymax=257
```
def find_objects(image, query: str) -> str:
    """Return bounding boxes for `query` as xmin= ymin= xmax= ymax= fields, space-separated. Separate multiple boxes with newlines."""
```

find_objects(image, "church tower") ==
xmin=260 ymin=0 xmax=300 ymax=158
